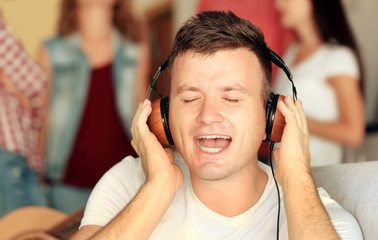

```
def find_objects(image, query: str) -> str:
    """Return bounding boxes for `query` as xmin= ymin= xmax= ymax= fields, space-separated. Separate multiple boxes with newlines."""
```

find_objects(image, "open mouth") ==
xmin=195 ymin=135 xmax=231 ymax=153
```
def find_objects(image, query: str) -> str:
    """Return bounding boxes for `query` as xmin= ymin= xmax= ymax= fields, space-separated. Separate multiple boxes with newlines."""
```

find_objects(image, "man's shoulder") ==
xmin=103 ymin=155 xmax=146 ymax=188
xmin=110 ymin=155 xmax=143 ymax=173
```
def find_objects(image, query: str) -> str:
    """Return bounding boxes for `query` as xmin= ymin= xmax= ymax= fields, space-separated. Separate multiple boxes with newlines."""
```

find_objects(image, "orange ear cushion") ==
xmin=147 ymin=99 xmax=171 ymax=146
xmin=270 ymin=95 xmax=286 ymax=143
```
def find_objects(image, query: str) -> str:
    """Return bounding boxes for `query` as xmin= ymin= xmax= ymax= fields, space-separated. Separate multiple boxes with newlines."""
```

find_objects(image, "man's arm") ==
xmin=72 ymin=100 xmax=183 ymax=239
xmin=274 ymin=96 xmax=340 ymax=240
xmin=76 ymin=173 xmax=177 ymax=239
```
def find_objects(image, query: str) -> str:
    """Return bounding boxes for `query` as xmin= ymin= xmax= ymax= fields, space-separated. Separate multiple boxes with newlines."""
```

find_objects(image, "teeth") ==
xmin=196 ymin=135 xmax=231 ymax=153
xmin=196 ymin=135 xmax=231 ymax=140
xmin=198 ymin=146 xmax=223 ymax=153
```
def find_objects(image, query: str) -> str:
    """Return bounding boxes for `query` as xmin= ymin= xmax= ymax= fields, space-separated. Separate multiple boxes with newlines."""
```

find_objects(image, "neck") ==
xmin=294 ymin=20 xmax=324 ymax=64
xmin=295 ymin=18 xmax=323 ymax=49
xmin=190 ymin=162 xmax=268 ymax=217
xmin=77 ymin=5 xmax=113 ymax=39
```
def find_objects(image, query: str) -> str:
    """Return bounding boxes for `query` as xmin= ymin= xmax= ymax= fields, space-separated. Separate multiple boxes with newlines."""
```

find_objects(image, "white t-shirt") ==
xmin=80 ymin=153 xmax=362 ymax=239
xmin=274 ymin=43 xmax=360 ymax=166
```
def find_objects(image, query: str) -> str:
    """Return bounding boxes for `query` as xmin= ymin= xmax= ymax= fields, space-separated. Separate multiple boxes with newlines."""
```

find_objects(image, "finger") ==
xmin=296 ymin=99 xmax=309 ymax=137
xmin=133 ymin=100 xmax=151 ymax=124
xmin=131 ymin=100 xmax=153 ymax=154
xmin=132 ymin=100 xmax=152 ymax=135
xmin=277 ymin=98 xmax=296 ymax=126
xmin=131 ymin=102 xmax=144 ymax=137
xmin=284 ymin=95 xmax=303 ymax=128
xmin=138 ymin=100 xmax=152 ymax=124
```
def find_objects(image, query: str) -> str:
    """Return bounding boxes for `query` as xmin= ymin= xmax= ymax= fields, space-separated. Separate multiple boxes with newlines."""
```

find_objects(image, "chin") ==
xmin=193 ymin=164 xmax=232 ymax=181
xmin=189 ymin=155 xmax=236 ymax=181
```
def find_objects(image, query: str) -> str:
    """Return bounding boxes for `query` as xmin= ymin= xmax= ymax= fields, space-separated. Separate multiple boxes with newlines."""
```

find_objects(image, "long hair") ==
xmin=57 ymin=0 xmax=145 ymax=43
xmin=312 ymin=0 xmax=364 ymax=92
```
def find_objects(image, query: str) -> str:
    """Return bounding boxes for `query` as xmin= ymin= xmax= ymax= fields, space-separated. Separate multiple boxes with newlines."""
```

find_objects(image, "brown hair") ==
xmin=168 ymin=11 xmax=272 ymax=103
xmin=57 ymin=0 xmax=145 ymax=42
xmin=311 ymin=0 xmax=364 ymax=93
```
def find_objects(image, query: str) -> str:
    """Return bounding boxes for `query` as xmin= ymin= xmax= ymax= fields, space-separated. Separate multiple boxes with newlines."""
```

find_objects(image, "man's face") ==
xmin=169 ymin=48 xmax=267 ymax=182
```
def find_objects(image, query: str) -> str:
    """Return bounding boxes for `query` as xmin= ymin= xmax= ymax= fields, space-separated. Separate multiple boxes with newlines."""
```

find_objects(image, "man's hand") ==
xmin=273 ymin=96 xmax=310 ymax=186
xmin=131 ymin=99 xmax=183 ymax=193
xmin=74 ymin=100 xmax=184 ymax=240
xmin=272 ymin=96 xmax=340 ymax=240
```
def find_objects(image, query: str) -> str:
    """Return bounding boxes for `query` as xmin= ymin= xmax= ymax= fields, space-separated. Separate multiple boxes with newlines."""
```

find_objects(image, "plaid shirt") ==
xmin=0 ymin=12 xmax=46 ymax=172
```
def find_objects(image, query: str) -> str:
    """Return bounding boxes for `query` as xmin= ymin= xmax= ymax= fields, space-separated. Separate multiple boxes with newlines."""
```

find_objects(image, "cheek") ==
xmin=249 ymin=107 xmax=266 ymax=140
xmin=169 ymin=105 xmax=193 ymax=146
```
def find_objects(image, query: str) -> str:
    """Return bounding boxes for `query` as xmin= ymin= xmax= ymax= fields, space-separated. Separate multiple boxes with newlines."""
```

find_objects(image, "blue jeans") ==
xmin=46 ymin=183 xmax=91 ymax=214
xmin=0 ymin=148 xmax=47 ymax=217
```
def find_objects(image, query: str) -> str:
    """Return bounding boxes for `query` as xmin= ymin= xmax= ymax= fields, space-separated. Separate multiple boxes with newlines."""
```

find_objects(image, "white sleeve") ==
xmin=318 ymin=188 xmax=363 ymax=240
xmin=79 ymin=156 xmax=146 ymax=228
xmin=325 ymin=46 xmax=360 ymax=80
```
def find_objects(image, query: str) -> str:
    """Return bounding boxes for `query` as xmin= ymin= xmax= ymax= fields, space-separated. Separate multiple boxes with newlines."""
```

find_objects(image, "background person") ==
xmin=0 ymin=10 xmax=47 ymax=217
xmin=38 ymin=0 xmax=151 ymax=213
xmin=274 ymin=0 xmax=365 ymax=166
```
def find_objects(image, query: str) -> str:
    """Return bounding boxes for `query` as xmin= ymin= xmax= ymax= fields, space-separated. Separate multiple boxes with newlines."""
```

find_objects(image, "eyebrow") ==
xmin=223 ymin=84 xmax=251 ymax=95
xmin=175 ymin=84 xmax=251 ymax=95
xmin=176 ymin=86 xmax=201 ymax=94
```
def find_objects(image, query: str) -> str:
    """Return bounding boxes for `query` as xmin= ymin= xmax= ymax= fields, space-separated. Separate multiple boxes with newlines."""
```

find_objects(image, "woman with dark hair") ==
xmin=274 ymin=0 xmax=365 ymax=166
xmin=38 ymin=0 xmax=150 ymax=213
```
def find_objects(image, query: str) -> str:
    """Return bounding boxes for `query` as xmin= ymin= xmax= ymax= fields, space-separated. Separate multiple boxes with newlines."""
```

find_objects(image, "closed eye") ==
xmin=224 ymin=98 xmax=239 ymax=103
xmin=183 ymin=98 xmax=200 ymax=103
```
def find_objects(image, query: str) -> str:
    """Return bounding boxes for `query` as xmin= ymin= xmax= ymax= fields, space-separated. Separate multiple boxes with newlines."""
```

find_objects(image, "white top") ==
xmin=80 ymin=153 xmax=362 ymax=240
xmin=274 ymin=43 xmax=360 ymax=166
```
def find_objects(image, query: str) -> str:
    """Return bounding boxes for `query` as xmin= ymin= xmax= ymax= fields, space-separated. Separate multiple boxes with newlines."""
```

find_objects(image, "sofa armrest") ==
xmin=311 ymin=161 xmax=378 ymax=240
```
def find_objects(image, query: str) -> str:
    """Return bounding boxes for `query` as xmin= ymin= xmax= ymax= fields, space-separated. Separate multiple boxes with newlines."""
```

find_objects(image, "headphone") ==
xmin=146 ymin=48 xmax=297 ymax=146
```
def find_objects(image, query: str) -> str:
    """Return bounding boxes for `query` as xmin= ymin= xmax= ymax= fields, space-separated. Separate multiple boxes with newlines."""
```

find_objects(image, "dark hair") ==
xmin=168 ymin=11 xmax=272 ymax=103
xmin=312 ymin=0 xmax=364 ymax=91
xmin=57 ymin=0 xmax=145 ymax=42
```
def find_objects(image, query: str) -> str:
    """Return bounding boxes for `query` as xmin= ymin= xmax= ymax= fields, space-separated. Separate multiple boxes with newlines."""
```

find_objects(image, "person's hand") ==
xmin=273 ymin=96 xmax=311 ymax=187
xmin=131 ymin=99 xmax=183 ymax=192
xmin=0 ymin=70 xmax=32 ymax=110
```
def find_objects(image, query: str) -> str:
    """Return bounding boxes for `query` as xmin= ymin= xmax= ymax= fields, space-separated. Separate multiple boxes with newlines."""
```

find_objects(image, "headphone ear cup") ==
xmin=264 ymin=94 xmax=286 ymax=143
xmin=147 ymin=96 xmax=174 ymax=146
xmin=270 ymin=95 xmax=285 ymax=143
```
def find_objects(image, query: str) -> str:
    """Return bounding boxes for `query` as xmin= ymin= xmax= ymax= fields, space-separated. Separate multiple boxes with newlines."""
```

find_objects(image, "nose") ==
xmin=197 ymin=98 xmax=223 ymax=126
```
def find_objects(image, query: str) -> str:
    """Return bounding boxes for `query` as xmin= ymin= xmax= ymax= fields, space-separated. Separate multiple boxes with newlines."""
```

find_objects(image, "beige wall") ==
xmin=1 ymin=0 xmax=376 ymax=123
xmin=0 ymin=0 xmax=61 ymax=60
xmin=133 ymin=0 xmax=172 ymax=16
xmin=342 ymin=0 xmax=378 ymax=124
xmin=0 ymin=0 xmax=164 ymax=60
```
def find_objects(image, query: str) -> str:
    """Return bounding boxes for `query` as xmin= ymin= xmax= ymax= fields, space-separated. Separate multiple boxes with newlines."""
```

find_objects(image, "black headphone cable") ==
xmin=269 ymin=142 xmax=281 ymax=240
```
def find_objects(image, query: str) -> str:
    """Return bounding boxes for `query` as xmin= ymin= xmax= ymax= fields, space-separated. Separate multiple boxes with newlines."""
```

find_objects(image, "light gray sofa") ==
xmin=311 ymin=161 xmax=378 ymax=240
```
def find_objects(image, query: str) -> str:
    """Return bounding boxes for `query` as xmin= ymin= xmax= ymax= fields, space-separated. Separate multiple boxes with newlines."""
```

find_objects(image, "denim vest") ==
xmin=44 ymin=31 xmax=139 ymax=180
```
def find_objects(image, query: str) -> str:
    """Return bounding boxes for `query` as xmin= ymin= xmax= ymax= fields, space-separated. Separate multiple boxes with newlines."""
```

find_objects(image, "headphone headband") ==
xmin=147 ymin=49 xmax=297 ymax=101
xmin=267 ymin=48 xmax=297 ymax=101
xmin=146 ymin=58 xmax=170 ymax=99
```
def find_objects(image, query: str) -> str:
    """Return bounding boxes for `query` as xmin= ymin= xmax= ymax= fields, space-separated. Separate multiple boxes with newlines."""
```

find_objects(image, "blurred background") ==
xmin=0 ymin=0 xmax=376 ymax=161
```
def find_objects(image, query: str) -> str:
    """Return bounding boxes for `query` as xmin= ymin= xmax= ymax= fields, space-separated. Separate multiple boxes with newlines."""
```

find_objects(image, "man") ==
xmin=73 ymin=11 xmax=362 ymax=239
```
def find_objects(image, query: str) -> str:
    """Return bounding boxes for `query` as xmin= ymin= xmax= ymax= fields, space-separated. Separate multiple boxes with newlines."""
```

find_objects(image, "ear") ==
xmin=262 ymin=132 xmax=267 ymax=141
